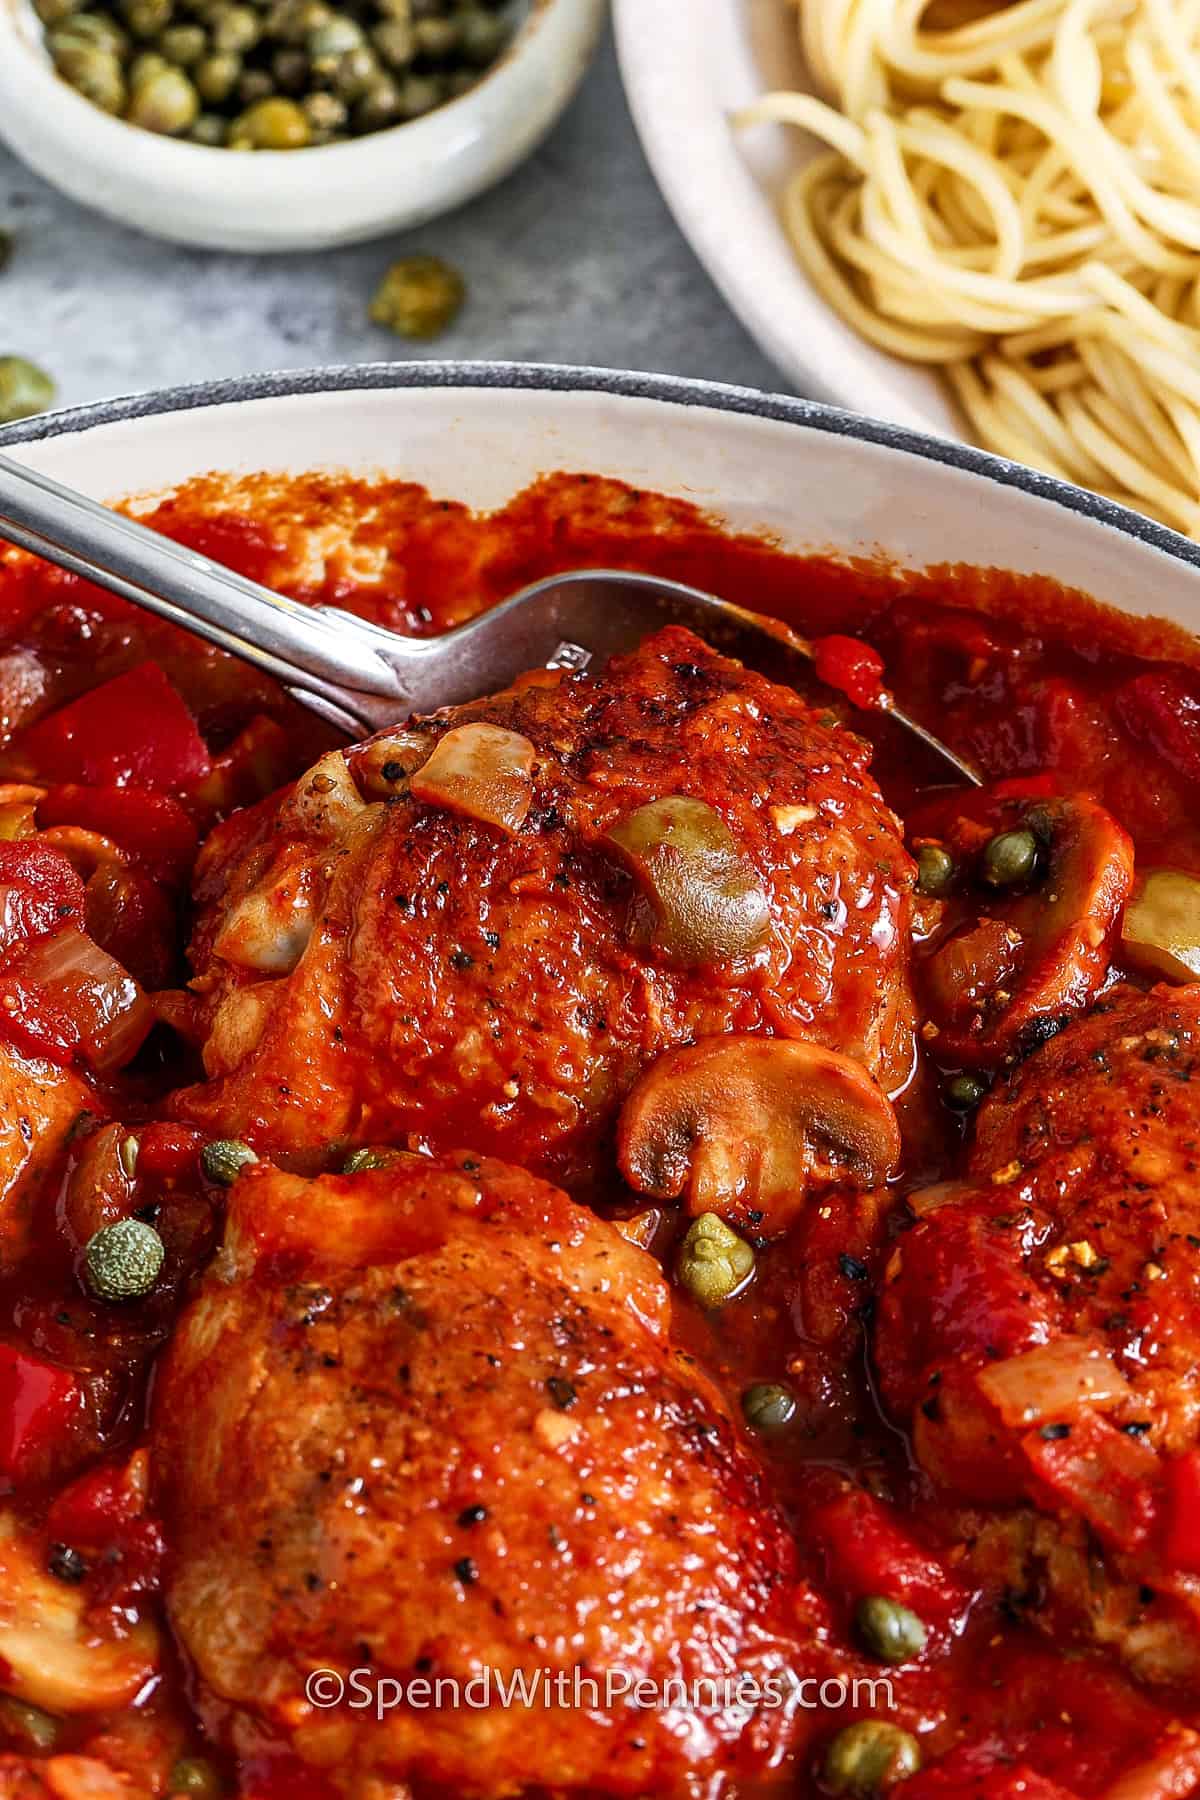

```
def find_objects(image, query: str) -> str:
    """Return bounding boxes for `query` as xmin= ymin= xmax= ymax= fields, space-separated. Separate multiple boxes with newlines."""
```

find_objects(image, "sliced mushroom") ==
xmin=1122 ymin=868 xmax=1200 ymax=984
xmin=409 ymin=723 xmax=536 ymax=834
xmin=604 ymin=796 xmax=772 ymax=967
xmin=617 ymin=1034 xmax=901 ymax=1237
xmin=922 ymin=794 xmax=1134 ymax=1065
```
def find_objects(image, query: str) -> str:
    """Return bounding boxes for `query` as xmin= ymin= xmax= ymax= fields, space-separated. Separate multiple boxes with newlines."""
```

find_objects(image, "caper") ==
xmin=943 ymin=1071 xmax=987 ymax=1112
xmin=211 ymin=2 xmax=258 ymax=49
xmin=126 ymin=63 xmax=199 ymax=130
xmin=168 ymin=1757 xmax=226 ymax=1799
xmin=194 ymin=48 xmax=240 ymax=100
xmin=51 ymin=13 xmax=129 ymax=54
xmin=265 ymin=0 xmax=328 ymax=41
xmin=32 ymin=0 xmax=87 ymax=27
xmin=331 ymin=42 xmax=380 ymax=98
xmin=855 ymin=1595 xmax=929 ymax=1664
xmin=444 ymin=66 xmax=475 ymax=97
xmin=676 ymin=1213 xmax=755 ymax=1308
xmin=200 ymin=1137 xmax=259 ymax=1186
xmin=188 ymin=109 xmax=227 ymax=141
xmin=915 ymin=843 xmax=955 ymax=897
xmin=85 ymin=1218 xmax=165 ymax=1302
xmin=270 ymin=47 xmax=307 ymax=91
xmin=307 ymin=11 xmax=362 ymax=66
xmin=823 ymin=1720 xmax=922 ymax=1796
xmin=128 ymin=47 xmax=170 ymax=82
xmin=158 ymin=23 xmax=207 ymax=64
xmin=353 ymin=71 xmax=402 ymax=129
xmin=395 ymin=68 xmax=440 ymax=115
xmin=369 ymin=253 xmax=464 ymax=337
xmin=236 ymin=66 xmax=274 ymax=102
xmin=122 ymin=0 xmax=173 ymax=36
xmin=301 ymin=87 xmax=347 ymax=133
xmin=343 ymin=1145 xmax=394 ymax=1172
xmin=741 ymin=1382 xmax=797 ymax=1431
xmin=0 ymin=1697 xmax=61 ymax=1752
xmin=371 ymin=15 xmax=413 ymax=65
xmin=981 ymin=826 xmax=1040 ymax=889
xmin=412 ymin=12 xmax=456 ymax=55
xmin=0 ymin=357 xmax=56 ymax=426
xmin=52 ymin=40 xmax=127 ymax=109
xmin=457 ymin=5 xmax=505 ymax=66
xmin=229 ymin=93 xmax=310 ymax=144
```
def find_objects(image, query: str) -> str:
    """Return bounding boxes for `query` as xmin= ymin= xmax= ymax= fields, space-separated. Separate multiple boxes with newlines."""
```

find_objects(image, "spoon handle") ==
xmin=0 ymin=452 xmax=403 ymax=731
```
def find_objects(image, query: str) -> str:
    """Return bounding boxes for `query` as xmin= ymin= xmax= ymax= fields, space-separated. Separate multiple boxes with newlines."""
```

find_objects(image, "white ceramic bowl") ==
xmin=0 ymin=0 xmax=604 ymax=251
xmin=614 ymin=0 xmax=957 ymax=438
xmin=1 ymin=364 xmax=1199 ymax=642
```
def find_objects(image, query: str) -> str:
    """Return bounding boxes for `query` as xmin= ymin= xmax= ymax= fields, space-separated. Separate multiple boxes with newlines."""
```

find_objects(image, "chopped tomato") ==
xmin=38 ymin=785 xmax=199 ymax=885
xmin=46 ymin=1458 xmax=147 ymax=1551
xmin=811 ymin=633 xmax=886 ymax=708
xmin=0 ymin=839 xmax=86 ymax=958
xmin=1162 ymin=1448 xmax=1200 ymax=1573
xmin=0 ymin=1342 xmax=86 ymax=1482
xmin=135 ymin=1122 xmax=207 ymax=1181
xmin=810 ymin=1486 xmax=968 ymax=1630
xmin=17 ymin=662 xmax=211 ymax=791
xmin=1117 ymin=669 xmax=1200 ymax=788
xmin=0 ymin=927 xmax=151 ymax=1072
xmin=1021 ymin=1413 xmax=1160 ymax=1552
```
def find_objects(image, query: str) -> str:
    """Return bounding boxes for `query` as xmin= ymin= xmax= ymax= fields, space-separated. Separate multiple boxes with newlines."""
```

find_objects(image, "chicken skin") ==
xmin=152 ymin=1152 xmax=814 ymax=1797
xmin=173 ymin=627 xmax=917 ymax=1189
xmin=875 ymin=983 xmax=1200 ymax=1682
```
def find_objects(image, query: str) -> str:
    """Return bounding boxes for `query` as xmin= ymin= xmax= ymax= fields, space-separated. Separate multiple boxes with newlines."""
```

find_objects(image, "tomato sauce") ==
xmin=0 ymin=469 xmax=1198 ymax=1799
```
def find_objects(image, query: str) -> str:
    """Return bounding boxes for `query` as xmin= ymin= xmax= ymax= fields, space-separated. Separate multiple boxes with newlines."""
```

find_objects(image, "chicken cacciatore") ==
xmin=0 ymin=470 xmax=1198 ymax=1800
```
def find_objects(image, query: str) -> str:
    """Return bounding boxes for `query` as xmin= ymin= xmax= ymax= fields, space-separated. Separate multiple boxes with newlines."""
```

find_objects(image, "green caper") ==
xmin=741 ymin=1382 xmax=797 ymax=1431
xmin=200 ymin=1137 xmax=259 ymax=1186
xmin=236 ymin=68 xmax=273 ymax=103
xmin=194 ymin=48 xmax=240 ymax=100
xmin=823 ymin=1720 xmax=922 ymax=1796
xmin=158 ymin=23 xmax=207 ymax=64
xmin=265 ymin=0 xmax=327 ymax=41
xmin=301 ymin=88 xmax=347 ymax=134
xmin=915 ymin=843 xmax=955 ymax=897
xmin=122 ymin=0 xmax=173 ymax=36
xmin=0 ymin=357 xmax=56 ymax=426
xmin=395 ymin=68 xmax=440 ymax=115
xmin=444 ymin=66 xmax=475 ymax=98
xmin=85 ymin=1218 xmax=165 ymax=1302
xmin=331 ymin=42 xmax=380 ymax=98
xmin=32 ymin=0 xmax=87 ymax=26
xmin=980 ymin=826 xmax=1040 ymax=889
xmin=126 ymin=63 xmax=199 ymax=130
xmin=369 ymin=253 xmax=464 ymax=337
xmin=457 ymin=5 xmax=506 ymax=66
xmin=210 ymin=2 xmax=258 ymax=49
xmin=676 ymin=1213 xmax=755 ymax=1308
xmin=354 ymin=72 xmax=402 ymax=129
xmin=188 ymin=109 xmax=227 ymax=141
xmin=167 ymin=1757 xmax=225 ymax=1799
xmin=0 ymin=1697 xmax=61 ymax=1751
xmin=943 ymin=1071 xmax=987 ymax=1112
xmin=371 ymin=16 xmax=413 ymax=65
xmin=307 ymin=11 xmax=362 ymax=66
xmin=342 ymin=1146 xmax=394 ymax=1173
xmin=269 ymin=48 xmax=307 ymax=92
xmin=854 ymin=1595 xmax=929 ymax=1664
xmin=51 ymin=13 xmax=129 ymax=54
xmin=128 ymin=47 xmax=169 ymax=82
xmin=229 ymin=93 xmax=310 ymax=144
xmin=52 ymin=40 xmax=127 ymax=109
xmin=412 ymin=13 xmax=456 ymax=55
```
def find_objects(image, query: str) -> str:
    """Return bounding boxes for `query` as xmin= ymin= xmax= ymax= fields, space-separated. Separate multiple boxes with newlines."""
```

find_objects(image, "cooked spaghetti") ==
xmin=739 ymin=0 xmax=1200 ymax=536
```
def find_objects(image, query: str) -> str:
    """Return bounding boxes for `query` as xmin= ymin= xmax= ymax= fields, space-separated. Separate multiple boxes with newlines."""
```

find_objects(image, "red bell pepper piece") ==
xmin=0 ymin=1342 xmax=85 ymax=1482
xmin=1021 ymin=1413 xmax=1159 ymax=1552
xmin=134 ymin=1121 xmax=206 ymax=1181
xmin=0 ymin=840 xmax=86 ymax=958
xmin=1162 ymin=1448 xmax=1200 ymax=1573
xmin=810 ymin=1487 xmax=968 ymax=1631
xmin=17 ymin=662 xmax=211 ymax=791
xmin=811 ymin=634 xmax=887 ymax=709
xmin=46 ymin=1457 xmax=146 ymax=1551
xmin=38 ymin=784 xmax=199 ymax=886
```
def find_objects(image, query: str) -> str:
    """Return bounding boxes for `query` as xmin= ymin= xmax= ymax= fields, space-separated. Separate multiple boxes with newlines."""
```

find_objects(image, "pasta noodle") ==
xmin=738 ymin=0 xmax=1200 ymax=535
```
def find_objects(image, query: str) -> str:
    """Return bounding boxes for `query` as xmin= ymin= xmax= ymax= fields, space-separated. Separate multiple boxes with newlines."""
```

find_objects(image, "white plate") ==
xmin=613 ymin=0 xmax=960 ymax=438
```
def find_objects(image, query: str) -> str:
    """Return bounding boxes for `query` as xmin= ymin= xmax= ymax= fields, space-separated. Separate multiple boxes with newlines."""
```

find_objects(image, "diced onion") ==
xmin=20 ymin=927 xmax=152 ymax=1073
xmin=409 ymin=723 xmax=536 ymax=834
xmin=978 ymin=1335 xmax=1132 ymax=1427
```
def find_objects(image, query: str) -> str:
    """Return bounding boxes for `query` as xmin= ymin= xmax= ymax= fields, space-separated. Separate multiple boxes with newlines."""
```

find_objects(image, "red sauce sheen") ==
xmin=0 ymin=471 xmax=1197 ymax=1800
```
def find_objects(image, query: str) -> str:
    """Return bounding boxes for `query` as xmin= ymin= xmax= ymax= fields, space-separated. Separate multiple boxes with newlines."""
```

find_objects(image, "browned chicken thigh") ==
xmin=152 ymin=1153 xmax=817 ymax=1797
xmin=173 ymin=627 xmax=917 ymax=1195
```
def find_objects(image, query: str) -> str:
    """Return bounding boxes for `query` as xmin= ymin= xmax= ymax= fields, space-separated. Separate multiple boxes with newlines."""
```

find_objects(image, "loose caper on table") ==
xmin=36 ymin=0 xmax=514 ymax=147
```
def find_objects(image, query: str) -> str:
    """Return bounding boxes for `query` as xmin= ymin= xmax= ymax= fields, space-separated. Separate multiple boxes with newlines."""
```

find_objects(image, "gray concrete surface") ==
xmin=0 ymin=25 xmax=784 ymax=410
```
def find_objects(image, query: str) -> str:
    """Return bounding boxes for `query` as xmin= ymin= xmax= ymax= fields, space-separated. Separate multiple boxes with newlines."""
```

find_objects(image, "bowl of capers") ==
xmin=0 ymin=0 xmax=604 ymax=249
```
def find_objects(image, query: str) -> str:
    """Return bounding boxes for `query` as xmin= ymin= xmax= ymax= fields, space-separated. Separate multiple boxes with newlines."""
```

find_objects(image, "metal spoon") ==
xmin=0 ymin=452 xmax=980 ymax=785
